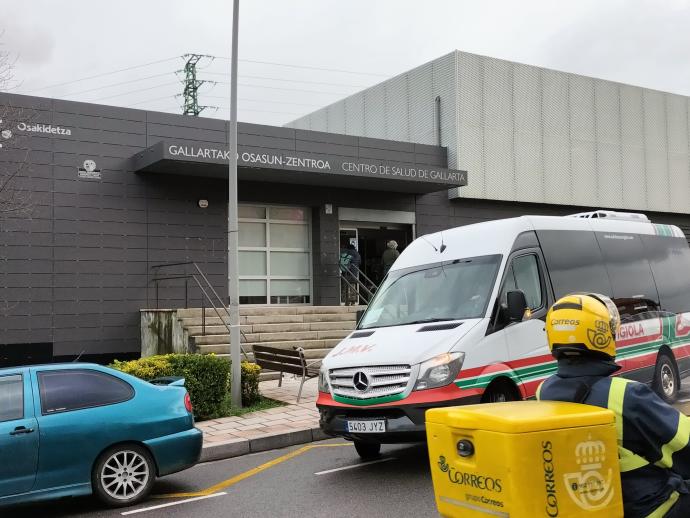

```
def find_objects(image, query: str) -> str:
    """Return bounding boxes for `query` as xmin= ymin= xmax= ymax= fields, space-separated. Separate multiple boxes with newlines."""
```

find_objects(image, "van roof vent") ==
xmin=566 ymin=210 xmax=650 ymax=222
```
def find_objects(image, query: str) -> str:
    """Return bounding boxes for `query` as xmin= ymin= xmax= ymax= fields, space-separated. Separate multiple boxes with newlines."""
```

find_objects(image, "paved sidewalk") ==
xmin=195 ymin=376 xmax=324 ymax=462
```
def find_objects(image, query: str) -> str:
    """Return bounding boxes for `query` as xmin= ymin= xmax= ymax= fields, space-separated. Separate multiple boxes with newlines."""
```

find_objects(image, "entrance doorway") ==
xmin=339 ymin=223 xmax=413 ymax=304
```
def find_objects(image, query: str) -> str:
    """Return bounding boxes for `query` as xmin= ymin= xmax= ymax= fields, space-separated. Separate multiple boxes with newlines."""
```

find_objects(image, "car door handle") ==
xmin=9 ymin=426 xmax=35 ymax=436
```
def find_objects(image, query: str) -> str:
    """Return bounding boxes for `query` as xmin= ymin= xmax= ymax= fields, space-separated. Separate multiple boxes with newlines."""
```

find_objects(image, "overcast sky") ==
xmin=3 ymin=0 xmax=690 ymax=126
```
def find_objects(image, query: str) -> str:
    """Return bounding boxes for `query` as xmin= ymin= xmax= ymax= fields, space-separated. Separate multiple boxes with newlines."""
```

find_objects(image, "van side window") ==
xmin=499 ymin=255 xmax=543 ymax=311
xmin=512 ymin=255 xmax=543 ymax=310
xmin=642 ymin=235 xmax=690 ymax=314
xmin=537 ymin=230 xmax=612 ymax=298
xmin=595 ymin=232 xmax=660 ymax=320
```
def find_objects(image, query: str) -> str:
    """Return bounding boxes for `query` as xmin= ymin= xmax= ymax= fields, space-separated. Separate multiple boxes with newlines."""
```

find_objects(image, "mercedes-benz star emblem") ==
xmin=353 ymin=371 xmax=369 ymax=392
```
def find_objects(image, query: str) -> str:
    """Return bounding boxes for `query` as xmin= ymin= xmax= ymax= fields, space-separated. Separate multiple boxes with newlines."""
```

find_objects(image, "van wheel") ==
xmin=653 ymin=353 xmax=680 ymax=404
xmin=92 ymin=444 xmax=155 ymax=507
xmin=482 ymin=380 xmax=520 ymax=403
xmin=354 ymin=440 xmax=381 ymax=460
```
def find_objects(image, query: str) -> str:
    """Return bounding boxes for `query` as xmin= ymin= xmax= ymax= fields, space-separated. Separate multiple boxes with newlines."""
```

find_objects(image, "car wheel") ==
xmin=482 ymin=379 xmax=519 ymax=403
xmin=653 ymin=353 xmax=680 ymax=404
xmin=92 ymin=444 xmax=156 ymax=507
xmin=354 ymin=440 xmax=381 ymax=460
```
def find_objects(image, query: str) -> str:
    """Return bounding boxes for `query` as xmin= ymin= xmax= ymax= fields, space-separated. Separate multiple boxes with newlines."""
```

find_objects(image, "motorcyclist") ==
xmin=537 ymin=293 xmax=690 ymax=517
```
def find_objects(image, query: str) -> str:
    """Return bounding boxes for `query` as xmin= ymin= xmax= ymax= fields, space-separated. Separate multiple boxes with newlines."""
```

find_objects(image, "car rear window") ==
xmin=0 ymin=374 xmax=23 ymax=422
xmin=38 ymin=369 xmax=134 ymax=414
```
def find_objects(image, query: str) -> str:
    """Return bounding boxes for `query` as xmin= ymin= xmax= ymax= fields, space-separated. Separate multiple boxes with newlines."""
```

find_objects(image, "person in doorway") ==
xmin=537 ymin=293 xmax=690 ymax=518
xmin=339 ymin=243 xmax=361 ymax=305
xmin=382 ymin=240 xmax=399 ymax=276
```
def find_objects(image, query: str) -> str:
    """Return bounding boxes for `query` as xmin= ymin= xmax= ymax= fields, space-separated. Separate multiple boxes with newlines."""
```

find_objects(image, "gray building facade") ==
xmin=0 ymin=92 xmax=464 ymax=364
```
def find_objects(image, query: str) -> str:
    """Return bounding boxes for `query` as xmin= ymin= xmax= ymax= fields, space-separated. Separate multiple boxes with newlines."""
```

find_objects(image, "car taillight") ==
xmin=184 ymin=392 xmax=193 ymax=413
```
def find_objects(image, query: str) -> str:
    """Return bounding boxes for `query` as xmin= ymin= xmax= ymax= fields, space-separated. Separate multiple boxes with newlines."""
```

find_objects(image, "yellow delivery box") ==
xmin=426 ymin=401 xmax=623 ymax=518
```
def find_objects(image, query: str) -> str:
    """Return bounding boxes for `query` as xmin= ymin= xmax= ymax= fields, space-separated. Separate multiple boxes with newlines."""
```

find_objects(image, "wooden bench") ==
xmin=253 ymin=345 xmax=321 ymax=403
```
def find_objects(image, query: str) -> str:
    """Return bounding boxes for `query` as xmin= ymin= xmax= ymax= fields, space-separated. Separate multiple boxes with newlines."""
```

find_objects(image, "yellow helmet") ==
xmin=546 ymin=293 xmax=620 ymax=359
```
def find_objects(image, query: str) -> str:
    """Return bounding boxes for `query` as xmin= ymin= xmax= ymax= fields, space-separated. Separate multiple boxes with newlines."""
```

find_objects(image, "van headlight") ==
xmin=414 ymin=352 xmax=464 ymax=391
xmin=318 ymin=366 xmax=330 ymax=393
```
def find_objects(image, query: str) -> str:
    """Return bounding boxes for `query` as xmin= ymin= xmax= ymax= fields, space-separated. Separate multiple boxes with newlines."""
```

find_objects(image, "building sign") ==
xmin=163 ymin=143 xmax=467 ymax=186
xmin=17 ymin=122 xmax=72 ymax=136
xmin=78 ymin=159 xmax=102 ymax=180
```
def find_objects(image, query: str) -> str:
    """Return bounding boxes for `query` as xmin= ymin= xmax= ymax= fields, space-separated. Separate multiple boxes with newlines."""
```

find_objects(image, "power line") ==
xmin=200 ymin=71 xmax=367 ymax=88
xmin=209 ymin=81 xmax=350 ymax=96
xmin=89 ymin=82 xmax=180 ymax=102
xmin=216 ymin=57 xmax=389 ymax=77
xmin=206 ymin=107 xmax=304 ymax=116
xmin=146 ymin=104 xmax=303 ymax=116
xmin=62 ymin=72 xmax=175 ymax=98
xmin=128 ymin=94 xmax=321 ymax=110
xmin=206 ymin=96 xmax=323 ymax=107
xmin=26 ymin=57 xmax=180 ymax=94
xmin=127 ymin=95 xmax=180 ymax=108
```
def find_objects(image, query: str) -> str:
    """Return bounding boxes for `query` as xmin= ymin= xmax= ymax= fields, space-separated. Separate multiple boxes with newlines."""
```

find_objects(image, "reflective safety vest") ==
xmin=538 ymin=374 xmax=690 ymax=518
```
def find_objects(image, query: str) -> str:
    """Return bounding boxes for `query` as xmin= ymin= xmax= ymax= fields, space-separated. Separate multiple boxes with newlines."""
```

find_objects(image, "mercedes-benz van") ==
xmin=316 ymin=211 xmax=690 ymax=458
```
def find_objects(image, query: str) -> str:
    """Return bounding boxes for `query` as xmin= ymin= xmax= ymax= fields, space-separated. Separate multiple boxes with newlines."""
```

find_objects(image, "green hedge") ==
xmin=241 ymin=362 xmax=261 ymax=407
xmin=111 ymin=354 xmax=261 ymax=420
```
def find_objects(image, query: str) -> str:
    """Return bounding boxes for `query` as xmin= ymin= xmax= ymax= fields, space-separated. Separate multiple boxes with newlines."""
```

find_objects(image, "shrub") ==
xmin=167 ymin=354 xmax=231 ymax=420
xmin=241 ymin=361 xmax=261 ymax=406
xmin=110 ymin=354 xmax=261 ymax=420
xmin=110 ymin=355 xmax=173 ymax=380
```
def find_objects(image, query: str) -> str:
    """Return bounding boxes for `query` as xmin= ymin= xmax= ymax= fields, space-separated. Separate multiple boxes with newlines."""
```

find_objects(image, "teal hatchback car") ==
xmin=0 ymin=363 xmax=202 ymax=508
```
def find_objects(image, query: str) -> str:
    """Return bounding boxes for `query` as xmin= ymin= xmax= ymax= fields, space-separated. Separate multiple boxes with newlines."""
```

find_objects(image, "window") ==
xmin=238 ymin=204 xmax=312 ymax=304
xmin=537 ymin=230 xmax=612 ymax=298
xmin=39 ymin=370 xmax=134 ymax=414
xmin=596 ymin=232 xmax=660 ymax=319
xmin=0 ymin=374 xmax=23 ymax=422
xmin=511 ymin=255 xmax=543 ymax=310
xmin=642 ymin=235 xmax=690 ymax=314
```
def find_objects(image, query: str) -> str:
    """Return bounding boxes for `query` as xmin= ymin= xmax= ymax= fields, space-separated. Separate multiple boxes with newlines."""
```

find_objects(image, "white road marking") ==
xmin=121 ymin=492 xmax=227 ymax=515
xmin=314 ymin=457 xmax=396 ymax=475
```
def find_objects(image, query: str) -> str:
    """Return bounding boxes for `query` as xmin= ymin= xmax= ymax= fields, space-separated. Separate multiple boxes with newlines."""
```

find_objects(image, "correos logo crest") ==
xmin=564 ymin=435 xmax=615 ymax=510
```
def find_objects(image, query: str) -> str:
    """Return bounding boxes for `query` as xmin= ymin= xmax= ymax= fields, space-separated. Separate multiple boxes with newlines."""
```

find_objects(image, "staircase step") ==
xmin=180 ymin=319 xmax=356 ymax=334
xmin=196 ymin=338 xmax=343 ymax=353
xmin=190 ymin=328 xmax=351 ymax=344
xmin=176 ymin=305 xmax=366 ymax=319
xmin=302 ymin=313 xmax=356 ymax=323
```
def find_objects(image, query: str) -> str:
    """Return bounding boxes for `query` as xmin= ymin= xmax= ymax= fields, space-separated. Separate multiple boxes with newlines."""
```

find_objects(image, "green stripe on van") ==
xmin=332 ymin=393 xmax=405 ymax=406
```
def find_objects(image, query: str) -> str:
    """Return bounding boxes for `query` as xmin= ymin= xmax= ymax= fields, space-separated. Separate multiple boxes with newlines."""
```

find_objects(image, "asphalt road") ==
xmin=4 ymin=439 xmax=436 ymax=518
xmin=6 ymin=375 xmax=690 ymax=518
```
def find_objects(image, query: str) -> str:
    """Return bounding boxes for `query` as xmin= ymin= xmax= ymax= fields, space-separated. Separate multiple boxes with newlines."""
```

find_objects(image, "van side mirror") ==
xmin=506 ymin=290 xmax=528 ymax=322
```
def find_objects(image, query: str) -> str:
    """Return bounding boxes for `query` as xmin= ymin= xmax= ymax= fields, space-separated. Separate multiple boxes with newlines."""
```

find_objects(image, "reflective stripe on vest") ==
xmin=607 ymin=377 xmax=651 ymax=472
xmin=645 ymin=490 xmax=680 ymax=518
xmin=655 ymin=412 xmax=690 ymax=470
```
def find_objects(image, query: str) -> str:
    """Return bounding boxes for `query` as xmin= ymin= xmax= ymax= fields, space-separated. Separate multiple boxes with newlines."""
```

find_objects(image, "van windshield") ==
xmin=359 ymin=254 xmax=501 ymax=329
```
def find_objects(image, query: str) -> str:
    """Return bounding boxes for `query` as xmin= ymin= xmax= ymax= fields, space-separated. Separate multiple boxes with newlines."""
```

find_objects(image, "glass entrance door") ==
xmin=339 ymin=224 xmax=413 ymax=304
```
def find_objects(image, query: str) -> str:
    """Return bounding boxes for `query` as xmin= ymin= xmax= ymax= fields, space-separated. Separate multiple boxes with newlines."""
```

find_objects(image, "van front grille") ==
xmin=328 ymin=365 xmax=412 ymax=400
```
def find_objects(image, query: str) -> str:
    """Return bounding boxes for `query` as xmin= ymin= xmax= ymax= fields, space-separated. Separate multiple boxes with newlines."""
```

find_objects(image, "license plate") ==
xmin=347 ymin=419 xmax=386 ymax=433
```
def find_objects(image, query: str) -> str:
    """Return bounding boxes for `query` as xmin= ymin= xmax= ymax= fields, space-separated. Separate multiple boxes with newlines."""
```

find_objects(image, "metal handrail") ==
xmin=339 ymin=263 xmax=377 ymax=304
xmin=150 ymin=262 xmax=249 ymax=360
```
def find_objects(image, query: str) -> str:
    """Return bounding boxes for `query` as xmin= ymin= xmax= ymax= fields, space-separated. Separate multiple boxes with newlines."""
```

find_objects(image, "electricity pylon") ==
xmin=179 ymin=54 xmax=215 ymax=116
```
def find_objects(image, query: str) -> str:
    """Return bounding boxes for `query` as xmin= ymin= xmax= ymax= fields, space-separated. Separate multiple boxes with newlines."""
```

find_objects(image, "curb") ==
xmin=199 ymin=426 xmax=330 ymax=463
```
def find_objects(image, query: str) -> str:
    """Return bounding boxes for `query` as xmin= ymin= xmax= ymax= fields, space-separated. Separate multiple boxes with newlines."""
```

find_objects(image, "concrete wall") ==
xmin=290 ymin=50 xmax=690 ymax=215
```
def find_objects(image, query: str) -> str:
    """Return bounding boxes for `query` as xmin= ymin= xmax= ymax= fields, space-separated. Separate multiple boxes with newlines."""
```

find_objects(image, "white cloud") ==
xmin=2 ymin=0 xmax=690 ymax=125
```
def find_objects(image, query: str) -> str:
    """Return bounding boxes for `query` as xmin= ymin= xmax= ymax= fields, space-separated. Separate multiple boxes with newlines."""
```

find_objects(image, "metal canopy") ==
xmin=132 ymin=139 xmax=467 ymax=194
